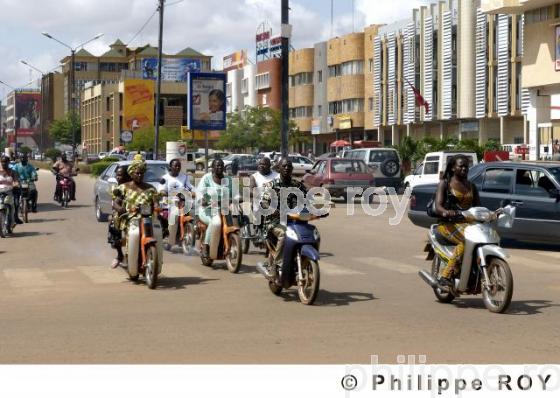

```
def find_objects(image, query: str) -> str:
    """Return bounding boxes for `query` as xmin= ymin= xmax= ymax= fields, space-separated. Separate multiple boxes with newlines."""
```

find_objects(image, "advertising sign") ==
xmin=123 ymin=79 xmax=155 ymax=131
xmin=188 ymin=72 xmax=227 ymax=131
xmin=15 ymin=92 xmax=41 ymax=136
xmin=556 ymin=26 xmax=560 ymax=71
xmin=142 ymin=58 xmax=201 ymax=81
xmin=269 ymin=36 xmax=282 ymax=58
xmin=120 ymin=130 xmax=133 ymax=143
xmin=223 ymin=50 xmax=247 ymax=72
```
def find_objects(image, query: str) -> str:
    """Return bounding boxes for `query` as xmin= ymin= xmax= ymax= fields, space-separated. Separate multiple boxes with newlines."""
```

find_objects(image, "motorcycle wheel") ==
xmin=145 ymin=245 xmax=158 ymax=289
xmin=242 ymin=224 xmax=251 ymax=254
xmin=482 ymin=257 xmax=513 ymax=313
xmin=225 ymin=233 xmax=242 ymax=273
xmin=0 ymin=211 xmax=6 ymax=238
xmin=268 ymin=280 xmax=283 ymax=295
xmin=297 ymin=257 xmax=320 ymax=305
xmin=431 ymin=256 xmax=455 ymax=303
xmin=181 ymin=223 xmax=196 ymax=255
xmin=62 ymin=191 xmax=69 ymax=208
xmin=21 ymin=199 xmax=28 ymax=223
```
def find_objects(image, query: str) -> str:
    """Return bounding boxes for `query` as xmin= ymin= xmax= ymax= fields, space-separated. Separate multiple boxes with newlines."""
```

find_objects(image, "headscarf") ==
xmin=133 ymin=153 xmax=143 ymax=161
xmin=128 ymin=159 xmax=147 ymax=175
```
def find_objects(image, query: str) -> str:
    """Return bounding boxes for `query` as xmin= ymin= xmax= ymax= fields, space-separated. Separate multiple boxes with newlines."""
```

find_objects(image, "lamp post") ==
xmin=41 ymin=32 xmax=103 ymax=160
xmin=0 ymin=79 xmax=18 ymax=154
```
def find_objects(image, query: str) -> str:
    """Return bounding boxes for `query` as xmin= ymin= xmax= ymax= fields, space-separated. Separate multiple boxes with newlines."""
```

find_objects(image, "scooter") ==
xmin=0 ymin=188 xmax=14 ymax=238
xmin=196 ymin=201 xmax=243 ymax=273
xmin=256 ymin=209 xmax=328 ymax=305
xmin=162 ymin=192 xmax=196 ymax=255
xmin=418 ymin=205 xmax=516 ymax=313
xmin=18 ymin=179 xmax=36 ymax=223
xmin=239 ymin=205 xmax=266 ymax=254
xmin=53 ymin=172 xmax=74 ymax=208
xmin=122 ymin=202 xmax=164 ymax=289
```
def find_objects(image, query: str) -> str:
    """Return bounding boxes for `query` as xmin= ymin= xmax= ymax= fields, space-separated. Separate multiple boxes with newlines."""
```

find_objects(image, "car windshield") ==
xmin=330 ymin=160 xmax=368 ymax=173
xmin=222 ymin=154 xmax=236 ymax=161
xmin=143 ymin=164 xmax=168 ymax=182
xmin=549 ymin=167 xmax=560 ymax=184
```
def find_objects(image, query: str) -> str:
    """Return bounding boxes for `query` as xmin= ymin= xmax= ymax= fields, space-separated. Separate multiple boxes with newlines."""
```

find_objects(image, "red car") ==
xmin=303 ymin=158 xmax=375 ymax=199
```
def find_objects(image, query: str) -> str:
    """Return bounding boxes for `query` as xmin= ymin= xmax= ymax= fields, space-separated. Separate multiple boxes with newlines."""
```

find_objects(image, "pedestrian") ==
xmin=109 ymin=165 xmax=131 ymax=268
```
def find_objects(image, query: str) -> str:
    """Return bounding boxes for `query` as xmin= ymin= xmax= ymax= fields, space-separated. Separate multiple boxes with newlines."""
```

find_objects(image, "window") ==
xmin=331 ymin=160 xmax=367 ymax=173
xmin=368 ymin=97 xmax=374 ymax=111
xmin=482 ymin=168 xmax=514 ymax=193
xmin=515 ymin=169 xmax=557 ymax=197
xmin=317 ymin=105 xmax=322 ymax=116
xmin=255 ymin=72 xmax=270 ymax=90
xmin=100 ymin=62 xmax=116 ymax=72
xmin=241 ymin=78 xmax=248 ymax=94
xmin=424 ymin=162 xmax=439 ymax=175
xmin=369 ymin=150 xmax=397 ymax=163
xmin=226 ymin=82 xmax=232 ymax=97
xmin=74 ymin=62 xmax=88 ymax=71
xmin=290 ymin=106 xmax=313 ymax=118
xmin=414 ymin=163 xmax=424 ymax=175
xmin=102 ymin=164 xmax=117 ymax=181
xmin=368 ymin=58 xmax=374 ymax=73
xmin=292 ymin=72 xmax=313 ymax=86
xmin=317 ymin=70 xmax=323 ymax=83
xmin=328 ymin=99 xmax=364 ymax=114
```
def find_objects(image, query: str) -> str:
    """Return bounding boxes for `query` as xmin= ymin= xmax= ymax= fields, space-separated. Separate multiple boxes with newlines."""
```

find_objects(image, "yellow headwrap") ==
xmin=127 ymin=160 xmax=147 ymax=175
xmin=133 ymin=153 xmax=143 ymax=161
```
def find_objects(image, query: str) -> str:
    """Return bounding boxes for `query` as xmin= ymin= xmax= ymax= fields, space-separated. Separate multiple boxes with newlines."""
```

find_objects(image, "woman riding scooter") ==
xmin=0 ymin=156 xmax=20 ymax=231
xmin=113 ymin=160 xmax=162 ymax=278
xmin=434 ymin=155 xmax=481 ymax=288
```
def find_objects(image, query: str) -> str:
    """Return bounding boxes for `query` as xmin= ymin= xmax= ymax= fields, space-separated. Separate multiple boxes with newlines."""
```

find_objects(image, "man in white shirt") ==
xmin=159 ymin=158 xmax=194 ymax=249
xmin=250 ymin=156 xmax=279 ymax=217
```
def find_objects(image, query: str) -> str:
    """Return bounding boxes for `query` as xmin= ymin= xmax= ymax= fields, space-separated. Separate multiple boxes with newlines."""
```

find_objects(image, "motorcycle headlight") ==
xmin=140 ymin=203 xmax=152 ymax=216
xmin=286 ymin=228 xmax=298 ymax=240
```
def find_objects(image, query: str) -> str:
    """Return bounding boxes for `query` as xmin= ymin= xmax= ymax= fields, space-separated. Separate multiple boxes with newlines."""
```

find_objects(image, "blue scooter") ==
xmin=256 ymin=209 xmax=327 ymax=305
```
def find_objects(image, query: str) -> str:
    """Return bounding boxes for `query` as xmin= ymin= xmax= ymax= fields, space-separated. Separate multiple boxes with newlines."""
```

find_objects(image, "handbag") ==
xmin=426 ymin=179 xmax=449 ymax=218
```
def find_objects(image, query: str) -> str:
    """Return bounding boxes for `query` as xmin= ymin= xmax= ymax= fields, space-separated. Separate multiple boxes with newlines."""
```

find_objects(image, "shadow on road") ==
xmin=28 ymin=218 xmax=66 ymax=223
xmin=37 ymin=203 xmax=92 ymax=212
xmin=152 ymin=276 xmax=218 ymax=290
xmin=278 ymin=289 xmax=376 ymax=307
xmin=11 ymin=231 xmax=54 ymax=238
xmin=451 ymin=298 xmax=559 ymax=315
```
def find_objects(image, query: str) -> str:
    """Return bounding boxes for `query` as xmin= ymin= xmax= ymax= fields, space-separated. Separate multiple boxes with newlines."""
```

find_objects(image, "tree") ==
xmin=49 ymin=111 xmax=81 ymax=147
xmin=393 ymin=136 xmax=417 ymax=174
xmin=19 ymin=146 xmax=32 ymax=155
xmin=126 ymin=126 xmax=180 ymax=152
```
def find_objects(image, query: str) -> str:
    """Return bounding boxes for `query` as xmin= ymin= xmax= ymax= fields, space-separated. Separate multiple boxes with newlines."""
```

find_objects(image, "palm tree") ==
xmin=394 ymin=136 xmax=417 ymax=174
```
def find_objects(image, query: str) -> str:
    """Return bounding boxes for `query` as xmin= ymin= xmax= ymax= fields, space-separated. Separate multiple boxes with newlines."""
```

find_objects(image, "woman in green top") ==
xmin=196 ymin=159 xmax=233 ymax=255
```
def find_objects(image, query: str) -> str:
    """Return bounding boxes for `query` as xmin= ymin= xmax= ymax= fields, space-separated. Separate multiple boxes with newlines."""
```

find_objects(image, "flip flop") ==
xmin=111 ymin=259 xmax=121 ymax=269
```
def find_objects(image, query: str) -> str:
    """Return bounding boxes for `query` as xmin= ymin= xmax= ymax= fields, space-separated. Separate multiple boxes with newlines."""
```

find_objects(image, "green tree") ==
xmin=126 ymin=126 xmax=181 ymax=152
xmin=45 ymin=148 xmax=62 ymax=161
xmin=19 ymin=146 xmax=32 ymax=155
xmin=393 ymin=136 xmax=417 ymax=174
xmin=49 ymin=111 xmax=81 ymax=147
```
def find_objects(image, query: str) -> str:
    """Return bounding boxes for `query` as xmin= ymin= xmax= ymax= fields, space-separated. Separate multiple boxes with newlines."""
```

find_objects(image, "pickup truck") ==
xmin=408 ymin=161 xmax=560 ymax=244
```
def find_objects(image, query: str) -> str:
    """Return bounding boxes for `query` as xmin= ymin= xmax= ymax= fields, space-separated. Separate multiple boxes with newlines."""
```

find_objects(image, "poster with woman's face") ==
xmin=188 ymin=72 xmax=226 ymax=130
xmin=15 ymin=92 xmax=41 ymax=135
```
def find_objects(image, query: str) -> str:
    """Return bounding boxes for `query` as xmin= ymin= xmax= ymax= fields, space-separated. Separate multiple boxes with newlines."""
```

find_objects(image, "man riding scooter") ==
xmin=12 ymin=154 xmax=38 ymax=213
xmin=260 ymin=157 xmax=307 ymax=279
xmin=52 ymin=153 xmax=77 ymax=202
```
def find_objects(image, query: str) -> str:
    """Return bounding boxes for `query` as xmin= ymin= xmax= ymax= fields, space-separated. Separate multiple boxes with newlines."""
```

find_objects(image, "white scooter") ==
xmin=123 ymin=202 xmax=164 ymax=289
xmin=419 ymin=205 xmax=516 ymax=313
xmin=0 ymin=188 xmax=15 ymax=238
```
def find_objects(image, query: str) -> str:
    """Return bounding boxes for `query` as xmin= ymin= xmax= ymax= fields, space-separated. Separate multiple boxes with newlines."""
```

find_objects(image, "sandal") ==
xmin=111 ymin=259 xmax=121 ymax=269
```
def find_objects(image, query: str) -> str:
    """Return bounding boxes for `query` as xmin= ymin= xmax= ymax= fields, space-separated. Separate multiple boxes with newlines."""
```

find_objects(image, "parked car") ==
xmin=303 ymin=158 xmax=375 ymax=199
xmin=236 ymin=155 xmax=260 ymax=177
xmin=408 ymin=161 xmax=560 ymax=243
xmin=316 ymin=152 xmax=339 ymax=160
xmin=342 ymin=148 xmax=401 ymax=188
xmin=195 ymin=152 xmax=230 ymax=171
xmin=97 ymin=152 xmax=108 ymax=160
xmin=93 ymin=160 xmax=169 ymax=222
xmin=222 ymin=154 xmax=254 ymax=172
xmin=403 ymin=151 xmax=478 ymax=191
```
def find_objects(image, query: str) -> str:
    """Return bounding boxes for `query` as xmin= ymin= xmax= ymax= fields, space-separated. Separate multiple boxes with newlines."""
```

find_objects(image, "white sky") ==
xmin=0 ymin=0 xmax=435 ymax=99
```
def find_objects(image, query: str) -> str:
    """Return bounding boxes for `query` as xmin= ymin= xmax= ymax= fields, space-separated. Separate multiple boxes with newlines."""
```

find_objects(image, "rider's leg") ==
xmin=127 ymin=225 xmax=140 ymax=277
xmin=12 ymin=187 xmax=22 ymax=223
xmin=437 ymin=223 xmax=467 ymax=280
xmin=198 ymin=207 xmax=213 ymax=256
xmin=270 ymin=224 xmax=287 ymax=273
xmin=70 ymin=178 xmax=76 ymax=201
xmin=30 ymin=189 xmax=38 ymax=212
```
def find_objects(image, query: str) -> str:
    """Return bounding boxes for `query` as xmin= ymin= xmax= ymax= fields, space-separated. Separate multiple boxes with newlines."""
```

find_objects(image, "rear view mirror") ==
xmin=500 ymin=199 xmax=511 ymax=208
xmin=107 ymin=177 xmax=117 ymax=184
xmin=549 ymin=188 xmax=560 ymax=201
xmin=160 ymin=178 xmax=166 ymax=185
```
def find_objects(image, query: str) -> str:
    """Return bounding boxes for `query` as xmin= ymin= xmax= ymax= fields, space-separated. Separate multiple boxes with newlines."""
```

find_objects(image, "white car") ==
xmin=403 ymin=151 xmax=478 ymax=191
xmin=221 ymin=154 xmax=254 ymax=170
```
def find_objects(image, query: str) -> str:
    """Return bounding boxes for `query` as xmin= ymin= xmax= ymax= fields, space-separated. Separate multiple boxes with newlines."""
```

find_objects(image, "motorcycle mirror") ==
xmin=499 ymin=199 xmax=511 ymax=208
xmin=107 ymin=177 xmax=118 ymax=184
xmin=35 ymin=168 xmax=39 ymax=171
xmin=159 ymin=178 xmax=166 ymax=185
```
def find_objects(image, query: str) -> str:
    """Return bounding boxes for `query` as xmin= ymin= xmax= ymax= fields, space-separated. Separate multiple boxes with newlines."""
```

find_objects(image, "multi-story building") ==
xmin=289 ymin=48 xmax=314 ymax=149
xmin=3 ymin=89 xmax=42 ymax=150
xmin=373 ymin=0 xmax=527 ymax=147
xmin=39 ymin=71 xmax=65 ymax=151
xmin=226 ymin=64 xmax=257 ymax=113
xmin=482 ymin=0 xmax=560 ymax=160
xmin=256 ymin=58 xmax=282 ymax=109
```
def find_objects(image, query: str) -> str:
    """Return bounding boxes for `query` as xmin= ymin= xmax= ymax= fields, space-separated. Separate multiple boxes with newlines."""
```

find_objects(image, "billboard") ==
xmin=223 ymin=50 xmax=247 ymax=72
xmin=123 ymin=79 xmax=155 ymax=131
xmin=142 ymin=58 xmax=201 ymax=81
xmin=187 ymin=72 xmax=227 ymax=131
xmin=15 ymin=92 xmax=41 ymax=136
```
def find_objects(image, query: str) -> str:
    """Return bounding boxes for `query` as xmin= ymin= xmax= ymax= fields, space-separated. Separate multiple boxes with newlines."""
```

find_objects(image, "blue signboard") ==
xmin=142 ymin=58 xmax=201 ymax=81
xmin=187 ymin=72 xmax=227 ymax=131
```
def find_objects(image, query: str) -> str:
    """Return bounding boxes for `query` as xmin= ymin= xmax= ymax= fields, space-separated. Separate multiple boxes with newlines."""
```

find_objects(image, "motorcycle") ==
xmin=0 ymin=188 xmax=14 ymax=238
xmin=256 ymin=209 xmax=328 ymax=305
xmin=161 ymin=192 xmax=196 ymax=255
xmin=18 ymin=179 xmax=35 ymax=223
xmin=418 ymin=205 xmax=516 ymax=313
xmin=53 ymin=172 xmax=74 ymax=208
xmin=239 ymin=205 xmax=267 ymax=254
xmin=122 ymin=202 xmax=164 ymax=289
xmin=196 ymin=200 xmax=243 ymax=273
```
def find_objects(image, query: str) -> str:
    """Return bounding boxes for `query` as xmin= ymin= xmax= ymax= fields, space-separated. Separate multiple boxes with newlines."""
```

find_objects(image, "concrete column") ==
xmin=378 ymin=128 xmax=384 ymax=144
xmin=313 ymin=136 xmax=317 ymax=155
xmin=499 ymin=116 xmax=505 ymax=144
xmin=406 ymin=123 xmax=411 ymax=138
xmin=479 ymin=118 xmax=488 ymax=145
xmin=523 ymin=114 xmax=528 ymax=144
xmin=392 ymin=125 xmax=398 ymax=146
xmin=440 ymin=122 xmax=444 ymax=140
xmin=457 ymin=0 xmax=476 ymax=119
xmin=527 ymin=89 xmax=550 ymax=160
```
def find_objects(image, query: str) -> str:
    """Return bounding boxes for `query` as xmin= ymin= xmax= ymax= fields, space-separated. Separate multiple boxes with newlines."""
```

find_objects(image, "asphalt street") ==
xmin=0 ymin=170 xmax=559 ymax=364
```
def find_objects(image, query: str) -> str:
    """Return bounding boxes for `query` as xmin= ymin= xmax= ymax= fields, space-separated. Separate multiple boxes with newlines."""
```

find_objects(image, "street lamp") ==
xmin=42 ymin=32 xmax=103 ymax=159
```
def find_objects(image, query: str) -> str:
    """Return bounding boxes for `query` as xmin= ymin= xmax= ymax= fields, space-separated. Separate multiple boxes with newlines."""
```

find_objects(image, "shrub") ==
xmin=90 ymin=161 xmax=116 ymax=177
xmin=45 ymin=148 xmax=62 ymax=161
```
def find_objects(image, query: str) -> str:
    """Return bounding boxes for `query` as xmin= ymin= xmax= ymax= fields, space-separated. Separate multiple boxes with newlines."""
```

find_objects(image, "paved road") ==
xmin=0 ymin=171 xmax=559 ymax=364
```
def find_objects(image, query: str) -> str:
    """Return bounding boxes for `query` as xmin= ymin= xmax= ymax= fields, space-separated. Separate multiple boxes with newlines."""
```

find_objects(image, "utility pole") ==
xmin=280 ymin=0 xmax=290 ymax=158
xmin=153 ymin=0 xmax=165 ymax=160
xmin=70 ymin=49 xmax=76 ymax=159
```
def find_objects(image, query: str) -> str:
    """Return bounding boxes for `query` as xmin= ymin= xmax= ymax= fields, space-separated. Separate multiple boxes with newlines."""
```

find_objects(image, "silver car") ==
xmin=93 ymin=160 xmax=169 ymax=222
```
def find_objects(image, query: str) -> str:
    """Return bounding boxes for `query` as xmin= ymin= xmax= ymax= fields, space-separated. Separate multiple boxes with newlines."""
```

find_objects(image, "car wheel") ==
xmin=95 ymin=197 xmax=109 ymax=222
xmin=381 ymin=159 xmax=400 ymax=177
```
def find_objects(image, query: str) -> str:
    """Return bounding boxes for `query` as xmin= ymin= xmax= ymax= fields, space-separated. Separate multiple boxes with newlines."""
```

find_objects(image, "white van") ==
xmin=342 ymin=148 xmax=402 ymax=188
xmin=403 ymin=151 xmax=478 ymax=190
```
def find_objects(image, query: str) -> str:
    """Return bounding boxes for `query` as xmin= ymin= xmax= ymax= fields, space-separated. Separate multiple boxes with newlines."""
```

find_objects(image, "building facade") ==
xmin=39 ymin=72 xmax=65 ymax=151
xmin=483 ymin=0 xmax=560 ymax=160
xmin=226 ymin=64 xmax=257 ymax=113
